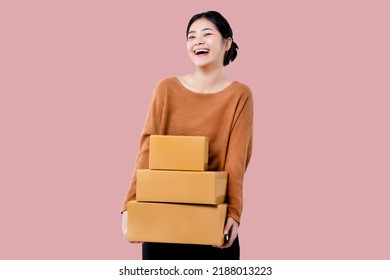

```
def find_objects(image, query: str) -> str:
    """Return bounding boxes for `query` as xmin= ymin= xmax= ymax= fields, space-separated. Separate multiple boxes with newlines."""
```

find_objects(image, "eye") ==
xmin=187 ymin=35 xmax=195 ymax=40
xmin=204 ymin=33 xmax=212 ymax=37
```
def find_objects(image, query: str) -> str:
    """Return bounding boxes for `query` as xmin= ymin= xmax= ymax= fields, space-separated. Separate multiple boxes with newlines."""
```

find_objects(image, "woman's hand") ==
xmin=122 ymin=210 xmax=128 ymax=238
xmin=122 ymin=210 xmax=142 ymax=244
xmin=214 ymin=217 xmax=238 ymax=249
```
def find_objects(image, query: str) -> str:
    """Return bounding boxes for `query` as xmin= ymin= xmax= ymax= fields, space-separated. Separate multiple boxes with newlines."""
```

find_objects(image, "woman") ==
xmin=121 ymin=10 xmax=253 ymax=260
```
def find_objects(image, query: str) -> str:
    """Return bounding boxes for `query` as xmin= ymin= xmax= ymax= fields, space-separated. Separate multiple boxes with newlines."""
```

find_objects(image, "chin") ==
xmin=192 ymin=59 xmax=217 ymax=69
xmin=194 ymin=62 xmax=209 ymax=68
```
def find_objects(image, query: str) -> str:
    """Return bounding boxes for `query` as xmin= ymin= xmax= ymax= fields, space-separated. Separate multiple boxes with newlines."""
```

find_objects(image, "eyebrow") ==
xmin=188 ymin=27 xmax=214 ymax=34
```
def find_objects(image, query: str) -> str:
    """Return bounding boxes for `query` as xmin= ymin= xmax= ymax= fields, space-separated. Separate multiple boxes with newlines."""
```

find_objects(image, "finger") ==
xmin=223 ymin=219 xmax=233 ymax=235
xmin=122 ymin=211 xmax=128 ymax=237
xmin=219 ymin=236 xmax=234 ymax=249
xmin=221 ymin=226 xmax=238 ymax=248
xmin=213 ymin=234 xmax=228 ymax=248
xmin=215 ymin=231 xmax=235 ymax=249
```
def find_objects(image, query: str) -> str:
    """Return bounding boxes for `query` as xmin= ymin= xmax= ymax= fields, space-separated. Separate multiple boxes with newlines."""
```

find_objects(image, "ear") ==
xmin=224 ymin=37 xmax=233 ymax=52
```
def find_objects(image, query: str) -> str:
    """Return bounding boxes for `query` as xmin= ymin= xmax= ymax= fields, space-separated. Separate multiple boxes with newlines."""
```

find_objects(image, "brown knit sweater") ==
xmin=121 ymin=77 xmax=253 ymax=223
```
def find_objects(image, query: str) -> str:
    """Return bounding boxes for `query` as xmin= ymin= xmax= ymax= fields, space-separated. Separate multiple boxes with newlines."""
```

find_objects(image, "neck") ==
xmin=191 ymin=66 xmax=226 ymax=92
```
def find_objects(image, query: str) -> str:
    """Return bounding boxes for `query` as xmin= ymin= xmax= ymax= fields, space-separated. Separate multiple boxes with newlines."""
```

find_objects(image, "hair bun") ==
xmin=225 ymin=41 xmax=238 ymax=66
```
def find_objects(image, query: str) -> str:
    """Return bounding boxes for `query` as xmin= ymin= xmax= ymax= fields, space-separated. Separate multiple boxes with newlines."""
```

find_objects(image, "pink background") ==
xmin=1 ymin=0 xmax=389 ymax=259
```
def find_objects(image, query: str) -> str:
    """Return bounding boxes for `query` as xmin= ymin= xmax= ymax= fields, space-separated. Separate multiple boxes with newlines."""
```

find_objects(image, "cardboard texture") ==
xmin=149 ymin=135 xmax=208 ymax=171
xmin=126 ymin=201 xmax=227 ymax=245
xmin=136 ymin=169 xmax=227 ymax=204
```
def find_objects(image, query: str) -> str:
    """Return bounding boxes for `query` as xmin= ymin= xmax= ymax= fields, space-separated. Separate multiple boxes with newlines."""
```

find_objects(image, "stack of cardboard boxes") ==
xmin=126 ymin=135 xmax=228 ymax=246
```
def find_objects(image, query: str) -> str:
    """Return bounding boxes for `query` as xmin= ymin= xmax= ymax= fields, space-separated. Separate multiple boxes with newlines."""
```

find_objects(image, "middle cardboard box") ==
xmin=136 ymin=169 xmax=228 ymax=205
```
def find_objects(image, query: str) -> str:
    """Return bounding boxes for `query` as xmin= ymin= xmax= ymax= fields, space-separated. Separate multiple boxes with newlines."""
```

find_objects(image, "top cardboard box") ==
xmin=149 ymin=135 xmax=208 ymax=171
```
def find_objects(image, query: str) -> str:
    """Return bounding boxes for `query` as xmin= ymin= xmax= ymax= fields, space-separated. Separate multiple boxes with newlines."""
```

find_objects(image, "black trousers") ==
xmin=142 ymin=236 xmax=240 ymax=260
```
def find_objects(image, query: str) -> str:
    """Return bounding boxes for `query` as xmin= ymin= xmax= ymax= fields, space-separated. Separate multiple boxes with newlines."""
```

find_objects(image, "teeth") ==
xmin=195 ymin=49 xmax=209 ymax=54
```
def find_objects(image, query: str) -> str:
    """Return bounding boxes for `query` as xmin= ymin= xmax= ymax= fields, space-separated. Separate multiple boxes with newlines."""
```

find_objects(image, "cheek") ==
xmin=208 ymin=38 xmax=223 ymax=51
xmin=186 ymin=42 xmax=193 ymax=53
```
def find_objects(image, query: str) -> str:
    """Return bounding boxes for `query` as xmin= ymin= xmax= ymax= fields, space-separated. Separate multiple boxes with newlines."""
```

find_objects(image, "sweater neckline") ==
xmin=173 ymin=77 xmax=238 ymax=96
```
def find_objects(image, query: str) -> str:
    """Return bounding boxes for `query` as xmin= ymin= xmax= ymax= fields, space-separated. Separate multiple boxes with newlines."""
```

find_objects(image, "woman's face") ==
xmin=186 ymin=18 xmax=232 ymax=69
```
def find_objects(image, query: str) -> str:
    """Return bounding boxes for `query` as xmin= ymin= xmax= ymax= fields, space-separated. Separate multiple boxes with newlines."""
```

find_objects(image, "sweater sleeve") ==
xmin=120 ymin=81 xmax=166 ymax=213
xmin=224 ymin=87 xmax=254 ymax=224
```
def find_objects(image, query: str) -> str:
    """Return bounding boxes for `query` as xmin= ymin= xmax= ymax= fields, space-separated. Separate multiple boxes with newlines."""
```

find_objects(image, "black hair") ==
xmin=186 ymin=11 xmax=239 ymax=66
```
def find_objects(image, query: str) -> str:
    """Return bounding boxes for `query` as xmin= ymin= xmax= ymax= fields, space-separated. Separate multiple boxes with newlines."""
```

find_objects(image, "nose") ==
xmin=194 ymin=36 xmax=204 ymax=45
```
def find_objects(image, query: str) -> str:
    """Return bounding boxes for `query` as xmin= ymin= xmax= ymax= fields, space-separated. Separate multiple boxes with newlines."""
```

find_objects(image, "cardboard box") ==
xmin=126 ymin=201 xmax=227 ymax=246
xmin=136 ymin=169 xmax=227 ymax=204
xmin=149 ymin=135 xmax=208 ymax=171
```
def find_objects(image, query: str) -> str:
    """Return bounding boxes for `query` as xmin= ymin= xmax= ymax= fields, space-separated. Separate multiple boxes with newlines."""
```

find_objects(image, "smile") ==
xmin=194 ymin=49 xmax=210 ymax=55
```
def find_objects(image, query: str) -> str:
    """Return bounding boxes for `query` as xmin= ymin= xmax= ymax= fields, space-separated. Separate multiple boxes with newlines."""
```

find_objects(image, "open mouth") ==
xmin=194 ymin=49 xmax=209 ymax=55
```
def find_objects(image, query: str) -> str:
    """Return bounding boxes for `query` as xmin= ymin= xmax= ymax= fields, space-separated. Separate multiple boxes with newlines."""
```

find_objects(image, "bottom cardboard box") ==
xmin=126 ymin=201 xmax=227 ymax=246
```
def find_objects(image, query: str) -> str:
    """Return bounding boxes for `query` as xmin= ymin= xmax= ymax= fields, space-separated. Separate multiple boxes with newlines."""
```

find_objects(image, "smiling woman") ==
xmin=186 ymin=12 xmax=238 ymax=68
xmin=121 ymin=11 xmax=253 ymax=260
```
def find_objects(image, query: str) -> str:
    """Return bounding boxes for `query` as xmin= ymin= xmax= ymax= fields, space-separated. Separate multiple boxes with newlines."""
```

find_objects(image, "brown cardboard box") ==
xmin=149 ymin=135 xmax=208 ymax=171
xmin=136 ymin=169 xmax=227 ymax=204
xmin=126 ymin=201 xmax=227 ymax=245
